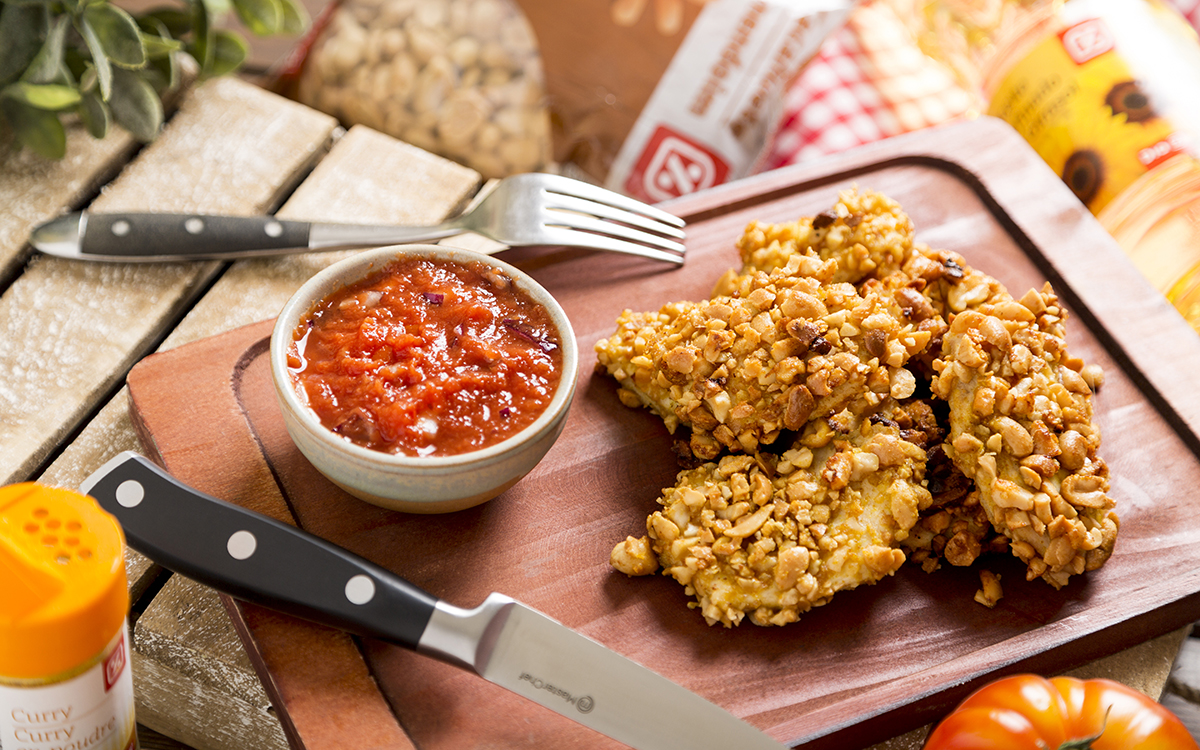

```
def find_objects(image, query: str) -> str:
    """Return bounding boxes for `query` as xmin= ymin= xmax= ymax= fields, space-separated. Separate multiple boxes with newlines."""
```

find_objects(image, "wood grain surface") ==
xmin=29 ymin=81 xmax=478 ymax=750
xmin=1 ymin=77 xmax=337 ymax=488
xmin=123 ymin=118 xmax=1200 ymax=749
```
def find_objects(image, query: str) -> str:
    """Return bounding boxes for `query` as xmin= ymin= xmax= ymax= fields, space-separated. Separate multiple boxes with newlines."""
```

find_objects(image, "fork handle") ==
xmin=31 ymin=212 xmax=466 ymax=262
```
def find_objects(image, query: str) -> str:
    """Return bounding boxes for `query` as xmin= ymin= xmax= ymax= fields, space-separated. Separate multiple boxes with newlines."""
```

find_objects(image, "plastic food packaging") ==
xmin=517 ymin=0 xmax=857 ymax=200
xmin=285 ymin=0 xmax=552 ymax=179
xmin=278 ymin=0 xmax=855 ymax=198
xmin=902 ymin=0 xmax=1200 ymax=331
xmin=0 ymin=483 xmax=138 ymax=750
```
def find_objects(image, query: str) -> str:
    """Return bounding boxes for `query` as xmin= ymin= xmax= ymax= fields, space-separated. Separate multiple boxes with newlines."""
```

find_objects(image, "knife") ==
xmin=81 ymin=452 xmax=786 ymax=750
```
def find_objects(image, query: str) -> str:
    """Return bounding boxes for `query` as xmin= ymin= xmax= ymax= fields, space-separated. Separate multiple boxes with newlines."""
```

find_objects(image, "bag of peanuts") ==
xmin=276 ymin=0 xmax=855 ymax=198
xmin=280 ymin=0 xmax=551 ymax=179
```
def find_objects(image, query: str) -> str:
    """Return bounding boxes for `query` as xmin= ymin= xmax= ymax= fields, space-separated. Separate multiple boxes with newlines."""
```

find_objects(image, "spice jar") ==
xmin=291 ymin=0 xmax=552 ymax=179
xmin=0 ymin=483 xmax=138 ymax=750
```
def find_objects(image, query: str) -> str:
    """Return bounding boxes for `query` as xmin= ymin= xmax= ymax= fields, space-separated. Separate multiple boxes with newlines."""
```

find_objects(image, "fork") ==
xmin=29 ymin=173 xmax=687 ymax=265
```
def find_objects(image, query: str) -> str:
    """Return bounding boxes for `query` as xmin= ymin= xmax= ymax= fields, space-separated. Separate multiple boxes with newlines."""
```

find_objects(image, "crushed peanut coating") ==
xmin=731 ymin=188 xmax=916 ymax=285
xmin=932 ymin=280 xmax=1119 ymax=588
xmin=594 ymin=251 xmax=935 ymax=459
xmin=635 ymin=405 xmax=931 ymax=627
xmin=902 ymin=487 xmax=1009 ymax=573
xmin=599 ymin=189 xmax=1120 ymax=625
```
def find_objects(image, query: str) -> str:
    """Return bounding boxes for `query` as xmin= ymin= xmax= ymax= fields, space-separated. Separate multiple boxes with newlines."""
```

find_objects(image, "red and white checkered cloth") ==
xmin=765 ymin=0 xmax=1200 ymax=170
xmin=1172 ymin=0 xmax=1200 ymax=31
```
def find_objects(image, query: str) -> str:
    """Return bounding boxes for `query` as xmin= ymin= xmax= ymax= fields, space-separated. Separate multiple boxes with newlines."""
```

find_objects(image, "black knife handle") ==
xmin=82 ymin=452 xmax=438 ymax=649
xmin=81 ymin=213 xmax=312 ymax=258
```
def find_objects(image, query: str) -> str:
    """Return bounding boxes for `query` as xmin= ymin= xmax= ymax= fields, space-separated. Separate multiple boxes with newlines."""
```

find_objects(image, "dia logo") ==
xmin=1060 ymin=18 xmax=1115 ymax=65
xmin=626 ymin=126 xmax=729 ymax=202
xmin=104 ymin=634 xmax=127 ymax=692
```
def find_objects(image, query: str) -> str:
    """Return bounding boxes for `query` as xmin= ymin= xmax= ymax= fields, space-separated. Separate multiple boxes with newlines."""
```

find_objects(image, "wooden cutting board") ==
xmin=125 ymin=117 xmax=1200 ymax=750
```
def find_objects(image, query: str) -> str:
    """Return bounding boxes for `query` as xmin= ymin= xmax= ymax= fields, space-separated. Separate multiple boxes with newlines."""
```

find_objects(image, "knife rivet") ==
xmin=111 ymin=220 xmax=131 ymax=237
xmin=227 ymin=530 xmax=257 ymax=560
xmin=264 ymin=220 xmax=283 ymax=238
xmin=115 ymin=480 xmax=143 ymax=508
xmin=345 ymin=574 xmax=375 ymax=605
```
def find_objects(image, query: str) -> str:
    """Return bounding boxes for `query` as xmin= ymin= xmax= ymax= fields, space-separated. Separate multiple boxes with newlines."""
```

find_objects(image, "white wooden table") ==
xmin=1 ymin=75 xmax=1188 ymax=750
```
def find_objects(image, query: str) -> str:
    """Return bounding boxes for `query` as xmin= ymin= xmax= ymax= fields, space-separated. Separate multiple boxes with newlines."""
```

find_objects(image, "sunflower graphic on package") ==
xmin=1036 ymin=71 xmax=1176 ymax=212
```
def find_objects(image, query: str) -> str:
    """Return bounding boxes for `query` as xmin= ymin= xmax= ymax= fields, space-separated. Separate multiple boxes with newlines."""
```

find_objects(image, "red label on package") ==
xmin=625 ymin=125 xmax=729 ymax=202
xmin=1060 ymin=18 xmax=1115 ymax=64
xmin=104 ymin=633 xmax=127 ymax=693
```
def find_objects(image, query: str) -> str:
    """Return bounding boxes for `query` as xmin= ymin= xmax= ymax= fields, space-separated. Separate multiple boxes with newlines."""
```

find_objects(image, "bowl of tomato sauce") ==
xmin=270 ymin=245 xmax=578 ymax=513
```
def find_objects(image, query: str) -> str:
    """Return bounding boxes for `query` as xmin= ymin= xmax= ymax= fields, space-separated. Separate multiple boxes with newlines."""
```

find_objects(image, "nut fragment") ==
xmin=610 ymin=535 xmax=658 ymax=576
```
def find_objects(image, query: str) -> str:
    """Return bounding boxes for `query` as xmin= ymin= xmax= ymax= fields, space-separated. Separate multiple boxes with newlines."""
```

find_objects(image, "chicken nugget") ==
xmin=595 ymin=253 xmax=936 ymax=459
xmin=932 ymin=281 xmax=1119 ymax=588
xmin=615 ymin=403 xmax=931 ymax=627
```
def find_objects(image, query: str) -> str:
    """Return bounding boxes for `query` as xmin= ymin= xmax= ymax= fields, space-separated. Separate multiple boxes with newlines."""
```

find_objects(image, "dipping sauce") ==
xmin=288 ymin=257 xmax=563 ymax=457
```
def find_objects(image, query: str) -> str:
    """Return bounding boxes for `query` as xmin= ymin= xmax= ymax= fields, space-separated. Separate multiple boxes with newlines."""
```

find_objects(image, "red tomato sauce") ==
xmin=288 ymin=257 xmax=563 ymax=457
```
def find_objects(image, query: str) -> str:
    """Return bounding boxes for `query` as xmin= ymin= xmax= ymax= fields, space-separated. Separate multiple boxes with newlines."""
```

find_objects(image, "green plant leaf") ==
xmin=137 ymin=7 xmax=191 ymax=38
xmin=146 ymin=47 xmax=180 ymax=92
xmin=77 ymin=90 xmax=110 ymax=138
xmin=140 ymin=30 xmax=183 ymax=59
xmin=202 ymin=0 xmax=234 ymax=18
xmin=1 ymin=97 xmax=66 ymax=158
xmin=231 ymin=0 xmax=282 ymax=36
xmin=209 ymin=29 xmax=248 ymax=77
xmin=77 ymin=15 xmax=113 ymax=99
xmin=2 ymin=81 xmax=82 ymax=110
xmin=0 ymin=3 xmax=48 ymax=87
xmin=108 ymin=67 xmax=161 ymax=141
xmin=278 ymin=0 xmax=308 ymax=36
xmin=22 ymin=15 xmax=69 ymax=85
xmin=82 ymin=4 xmax=146 ymax=69
xmin=189 ymin=0 xmax=213 ymax=73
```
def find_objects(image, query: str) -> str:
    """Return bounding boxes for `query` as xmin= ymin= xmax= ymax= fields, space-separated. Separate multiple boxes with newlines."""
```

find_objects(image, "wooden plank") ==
xmin=135 ymin=576 xmax=272 ymax=711
xmin=134 ymin=125 xmax=480 ymax=750
xmin=131 ymin=650 xmax=288 ymax=750
xmin=0 ymin=127 xmax=137 ymax=285
xmin=1 ymin=76 xmax=337 ymax=487
xmin=36 ymin=123 xmax=479 ymax=750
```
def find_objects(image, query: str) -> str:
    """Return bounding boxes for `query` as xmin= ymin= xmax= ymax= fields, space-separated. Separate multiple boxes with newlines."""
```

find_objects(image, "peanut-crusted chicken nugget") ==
xmin=730 ymin=188 xmax=916 ymax=285
xmin=595 ymin=252 xmax=935 ymax=459
xmin=932 ymin=283 xmax=1118 ymax=588
xmin=614 ymin=404 xmax=931 ymax=627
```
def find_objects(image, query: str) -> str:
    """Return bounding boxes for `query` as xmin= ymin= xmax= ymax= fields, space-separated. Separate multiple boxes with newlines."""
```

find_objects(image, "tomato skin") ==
xmin=924 ymin=675 xmax=1199 ymax=750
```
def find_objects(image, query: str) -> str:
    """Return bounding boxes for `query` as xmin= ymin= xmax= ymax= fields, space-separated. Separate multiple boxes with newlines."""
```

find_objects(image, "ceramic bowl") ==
xmin=270 ymin=245 xmax=578 ymax=513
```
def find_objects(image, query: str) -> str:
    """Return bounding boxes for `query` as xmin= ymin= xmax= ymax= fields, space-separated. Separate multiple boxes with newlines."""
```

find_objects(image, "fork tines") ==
xmin=539 ymin=174 xmax=687 ymax=266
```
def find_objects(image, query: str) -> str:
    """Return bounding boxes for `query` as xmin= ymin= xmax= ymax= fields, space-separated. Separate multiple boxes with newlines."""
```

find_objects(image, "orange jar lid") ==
xmin=0 ymin=483 xmax=129 ymax=680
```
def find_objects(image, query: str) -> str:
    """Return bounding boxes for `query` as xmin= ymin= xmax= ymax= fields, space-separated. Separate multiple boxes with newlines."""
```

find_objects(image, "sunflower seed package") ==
xmin=910 ymin=0 xmax=1200 ymax=330
xmin=979 ymin=0 xmax=1200 ymax=214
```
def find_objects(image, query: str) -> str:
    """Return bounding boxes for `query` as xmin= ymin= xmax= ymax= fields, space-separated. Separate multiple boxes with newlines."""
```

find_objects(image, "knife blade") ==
xmin=81 ymin=452 xmax=787 ymax=750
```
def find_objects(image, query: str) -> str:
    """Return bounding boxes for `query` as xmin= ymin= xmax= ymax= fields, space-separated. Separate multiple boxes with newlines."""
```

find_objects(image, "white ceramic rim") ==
xmin=269 ymin=244 xmax=579 ymax=471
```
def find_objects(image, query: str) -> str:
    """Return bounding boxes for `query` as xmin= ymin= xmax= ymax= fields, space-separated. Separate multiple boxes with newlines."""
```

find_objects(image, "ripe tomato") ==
xmin=923 ymin=674 xmax=1199 ymax=750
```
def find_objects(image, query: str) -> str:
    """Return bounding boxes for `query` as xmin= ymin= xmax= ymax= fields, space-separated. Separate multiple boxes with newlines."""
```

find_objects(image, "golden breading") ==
xmin=594 ymin=252 xmax=935 ymax=459
xmin=603 ymin=190 xmax=1120 ymax=625
xmin=614 ymin=406 xmax=931 ymax=627
xmin=901 ymin=244 xmax=1009 ymax=320
xmin=730 ymin=188 xmax=916 ymax=285
xmin=931 ymin=282 xmax=1118 ymax=588
xmin=902 ymin=488 xmax=1009 ymax=574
